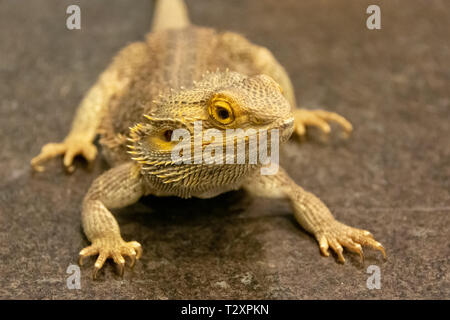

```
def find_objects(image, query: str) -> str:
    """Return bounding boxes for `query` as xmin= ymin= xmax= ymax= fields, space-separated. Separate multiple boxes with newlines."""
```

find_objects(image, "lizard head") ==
xmin=127 ymin=71 xmax=294 ymax=191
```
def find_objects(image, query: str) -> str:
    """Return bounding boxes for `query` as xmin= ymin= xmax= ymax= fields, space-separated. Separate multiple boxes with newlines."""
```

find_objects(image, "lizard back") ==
xmin=99 ymin=26 xmax=262 ymax=165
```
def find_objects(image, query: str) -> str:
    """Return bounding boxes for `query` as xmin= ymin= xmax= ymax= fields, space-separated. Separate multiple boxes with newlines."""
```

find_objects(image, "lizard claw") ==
xmin=315 ymin=221 xmax=385 ymax=263
xmin=293 ymin=109 xmax=353 ymax=138
xmin=31 ymin=135 xmax=97 ymax=173
xmin=79 ymin=238 xmax=143 ymax=279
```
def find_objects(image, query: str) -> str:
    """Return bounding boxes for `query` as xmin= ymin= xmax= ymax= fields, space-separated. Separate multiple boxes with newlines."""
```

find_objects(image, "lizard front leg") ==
xmin=243 ymin=168 xmax=385 ymax=263
xmin=79 ymin=162 xmax=144 ymax=279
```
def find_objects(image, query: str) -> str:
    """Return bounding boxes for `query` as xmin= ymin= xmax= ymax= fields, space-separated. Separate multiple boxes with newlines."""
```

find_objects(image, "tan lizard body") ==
xmin=31 ymin=0 xmax=384 ymax=278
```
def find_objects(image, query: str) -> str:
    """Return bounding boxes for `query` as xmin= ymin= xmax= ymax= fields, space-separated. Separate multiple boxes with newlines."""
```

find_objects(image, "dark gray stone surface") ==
xmin=0 ymin=0 xmax=448 ymax=299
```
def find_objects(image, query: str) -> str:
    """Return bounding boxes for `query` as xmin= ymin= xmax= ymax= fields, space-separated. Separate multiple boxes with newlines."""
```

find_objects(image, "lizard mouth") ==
xmin=279 ymin=117 xmax=295 ymax=142
xmin=281 ymin=117 xmax=294 ymax=130
xmin=196 ymin=116 xmax=294 ymax=148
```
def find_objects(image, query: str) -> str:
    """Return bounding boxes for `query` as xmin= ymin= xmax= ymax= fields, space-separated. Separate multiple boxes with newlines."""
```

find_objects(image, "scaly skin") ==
xmin=31 ymin=0 xmax=384 ymax=279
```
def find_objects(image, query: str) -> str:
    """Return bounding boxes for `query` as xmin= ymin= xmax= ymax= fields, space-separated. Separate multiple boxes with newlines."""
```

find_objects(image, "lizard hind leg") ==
xmin=31 ymin=135 xmax=98 ymax=173
xmin=292 ymin=108 xmax=353 ymax=139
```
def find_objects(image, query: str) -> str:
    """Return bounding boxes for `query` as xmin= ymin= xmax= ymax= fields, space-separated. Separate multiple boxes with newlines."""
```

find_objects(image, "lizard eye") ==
xmin=209 ymin=98 xmax=235 ymax=125
xmin=163 ymin=129 xmax=173 ymax=142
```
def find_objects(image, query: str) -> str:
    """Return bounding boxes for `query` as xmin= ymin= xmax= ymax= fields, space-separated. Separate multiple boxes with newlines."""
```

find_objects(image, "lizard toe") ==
xmin=292 ymin=109 xmax=353 ymax=139
xmin=315 ymin=221 xmax=385 ymax=263
xmin=80 ymin=238 xmax=143 ymax=279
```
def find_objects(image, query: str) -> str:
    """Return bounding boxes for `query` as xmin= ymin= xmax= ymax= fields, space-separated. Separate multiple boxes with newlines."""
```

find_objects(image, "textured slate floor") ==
xmin=0 ymin=0 xmax=449 ymax=299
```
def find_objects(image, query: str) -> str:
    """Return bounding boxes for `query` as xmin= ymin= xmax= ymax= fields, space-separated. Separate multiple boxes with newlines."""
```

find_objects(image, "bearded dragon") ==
xmin=31 ymin=0 xmax=385 ymax=279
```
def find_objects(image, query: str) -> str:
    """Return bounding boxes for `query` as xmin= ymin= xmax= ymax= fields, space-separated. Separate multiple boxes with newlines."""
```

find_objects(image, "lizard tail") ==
xmin=151 ymin=0 xmax=190 ymax=32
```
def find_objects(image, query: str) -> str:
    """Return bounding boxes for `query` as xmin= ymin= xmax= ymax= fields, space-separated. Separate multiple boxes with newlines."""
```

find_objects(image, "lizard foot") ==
xmin=314 ymin=220 xmax=386 ymax=263
xmin=79 ymin=238 xmax=142 ymax=279
xmin=293 ymin=109 xmax=353 ymax=138
xmin=31 ymin=135 xmax=97 ymax=173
